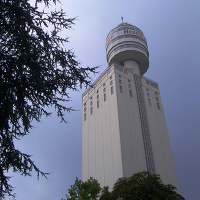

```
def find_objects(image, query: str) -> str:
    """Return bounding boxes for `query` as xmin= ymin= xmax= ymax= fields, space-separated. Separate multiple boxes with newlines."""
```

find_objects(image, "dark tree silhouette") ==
xmin=110 ymin=172 xmax=184 ymax=200
xmin=0 ymin=0 xmax=97 ymax=198
xmin=65 ymin=172 xmax=185 ymax=200
xmin=63 ymin=177 xmax=101 ymax=200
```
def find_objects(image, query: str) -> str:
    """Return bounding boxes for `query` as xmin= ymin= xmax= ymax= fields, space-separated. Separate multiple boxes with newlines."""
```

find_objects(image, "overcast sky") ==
xmin=6 ymin=0 xmax=200 ymax=199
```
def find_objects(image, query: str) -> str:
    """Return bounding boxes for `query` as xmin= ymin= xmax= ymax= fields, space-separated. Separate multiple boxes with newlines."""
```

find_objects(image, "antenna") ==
xmin=121 ymin=16 xmax=124 ymax=23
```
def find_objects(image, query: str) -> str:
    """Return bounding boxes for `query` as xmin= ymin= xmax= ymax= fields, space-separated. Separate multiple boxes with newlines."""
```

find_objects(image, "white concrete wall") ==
xmin=115 ymin=70 xmax=147 ymax=178
xmin=82 ymin=66 xmax=179 ymax=191
xmin=82 ymin=69 xmax=123 ymax=190
xmin=141 ymin=77 xmax=179 ymax=190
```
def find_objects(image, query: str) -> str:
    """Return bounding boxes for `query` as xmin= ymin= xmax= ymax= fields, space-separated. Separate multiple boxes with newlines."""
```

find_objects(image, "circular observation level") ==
xmin=106 ymin=23 xmax=149 ymax=75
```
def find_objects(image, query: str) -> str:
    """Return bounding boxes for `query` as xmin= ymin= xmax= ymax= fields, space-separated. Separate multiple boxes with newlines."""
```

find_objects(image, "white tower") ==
xmin=82 ymin=23 xmax=179 ymax=191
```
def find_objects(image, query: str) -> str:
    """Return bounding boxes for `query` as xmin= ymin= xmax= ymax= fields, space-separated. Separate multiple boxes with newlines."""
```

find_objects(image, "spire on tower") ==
xmin=121 ymin=16 xmax=124 ymax=23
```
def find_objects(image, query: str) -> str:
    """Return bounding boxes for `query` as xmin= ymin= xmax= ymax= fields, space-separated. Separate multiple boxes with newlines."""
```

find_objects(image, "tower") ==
xmin=82 ymin=23 xmax=179 ymax=190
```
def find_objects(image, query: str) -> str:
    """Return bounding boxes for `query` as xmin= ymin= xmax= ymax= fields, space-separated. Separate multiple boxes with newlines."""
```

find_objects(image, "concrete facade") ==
xmin=82 ymin=23 xmax=179 ymax=191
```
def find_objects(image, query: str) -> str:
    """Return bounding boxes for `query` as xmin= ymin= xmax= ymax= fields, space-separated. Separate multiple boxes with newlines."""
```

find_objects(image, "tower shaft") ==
xmin=82 ymin=23 xmax=179 ymax=191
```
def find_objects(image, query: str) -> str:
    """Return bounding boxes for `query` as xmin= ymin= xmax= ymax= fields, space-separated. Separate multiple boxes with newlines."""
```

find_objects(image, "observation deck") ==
xmin=106 ymin=23 xmax=149 ymax=75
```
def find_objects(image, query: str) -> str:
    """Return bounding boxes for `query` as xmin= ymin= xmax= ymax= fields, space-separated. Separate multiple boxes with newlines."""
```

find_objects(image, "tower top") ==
xmin=121 ymin=16 xmax=124 ymax=23
xmin=106 ymin=23 xmax=149 ymax=75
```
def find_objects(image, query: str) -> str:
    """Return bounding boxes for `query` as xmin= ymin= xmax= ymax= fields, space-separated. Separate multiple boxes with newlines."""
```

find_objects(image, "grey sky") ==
xmin=6 ymin=0 xmax=200 ymax=199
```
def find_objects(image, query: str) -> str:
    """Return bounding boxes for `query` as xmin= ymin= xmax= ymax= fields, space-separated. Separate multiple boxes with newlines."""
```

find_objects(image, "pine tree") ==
xmin=0 ymin=0 xmax=97 ymax=198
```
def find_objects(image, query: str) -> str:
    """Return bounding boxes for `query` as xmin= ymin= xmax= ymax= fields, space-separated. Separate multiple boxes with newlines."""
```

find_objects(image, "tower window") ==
xmin=90 ymin=107 xmax=93 ymax=115
xmin=84 ymin=113 xmax=86 ymax=121
xmin=118 ymin=75 xmax=121 ymax=78
xmin=90 ymin=101 xmax=93 ymax=106
xmin=84 ymin=103 xmax=86 ymax=107
xmin=110 ymin=80 xmax=113 ymax=85
xmin=156 ymin=97 xmax=159 ymax=101
xmin=120 ymin=85 xmax=123 ymax=93
xmin=147 ymin=93 xmax=150 ymax=97
xmin=129 ymin=90 xmax=133 ymax=97
xmin=148 ymin=98 xmax=151 ymax=106
xmin=103 ymin=87 xmax=106 ymax=93
xmin=97 ymin=94 xmax=99 ymax=99
xmin=128 ymin=79 xmax=130 ymax=83
xmin=155 ymin=92 xmax=158 ymax=96
xmin=128 ymin=84 xmax=131 ymax=88
xmin=90 ymin=97 xmax=92 ymax=100
xmin=97 ymin=90 xmax=99 ymax=94
xmin=104 ymin=93 xmax=106 ymax=102
xmin=97 ymin=100 xmax=100 ymax=108
xmin=103 ymin=83 xmax=106 ymax=87
xmin=157 ymin=102 xmax=160 ymax=110
xmin=110 ymin=76 xmax=112 ymax=80
xmin=84 ymin=107 xmax=86 ymax=112
xmin=146 ymin=88 xmax=149 ymax=92
xmin=111 ymin=86 xmax=114 ymax=95
xmin=119 ymin=79 xmax=122 ymax=84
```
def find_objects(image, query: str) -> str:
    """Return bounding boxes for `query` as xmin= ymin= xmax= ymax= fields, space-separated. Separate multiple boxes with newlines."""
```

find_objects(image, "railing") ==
xmin=82 ymin=63 xmax=125 ymax=100
xmin=143 ymin=76 xmax=159 ymax=89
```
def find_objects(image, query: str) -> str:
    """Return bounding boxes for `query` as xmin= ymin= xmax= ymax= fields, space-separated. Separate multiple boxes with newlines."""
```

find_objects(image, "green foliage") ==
xmin=65 ymin=172 xmax=184 ymax=200
xmin=64 ymin=177 xmax=101 ymax=200
xmin=110 ymin=172 xmax=184 ymax=200
xmin=99 ymin=186 xmax=111 ymax=200
xmin=0 ymin=0 xmax=97 ymax=198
